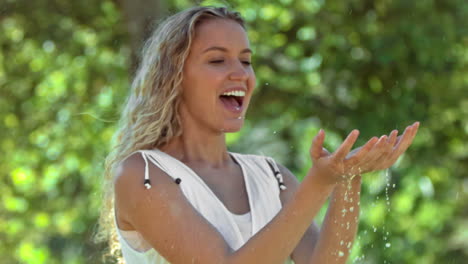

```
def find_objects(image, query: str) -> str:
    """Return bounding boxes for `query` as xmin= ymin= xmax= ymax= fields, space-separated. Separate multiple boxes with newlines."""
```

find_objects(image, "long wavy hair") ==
xmin=94 ymin=6 xmax=245 ymax=263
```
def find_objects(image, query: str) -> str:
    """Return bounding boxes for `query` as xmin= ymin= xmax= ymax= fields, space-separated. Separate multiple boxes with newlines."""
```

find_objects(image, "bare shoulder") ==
xmin=113 ymin=151 xmax=183 ymax=226
xmin=113 ymin=152 xmax=154 ymax=201
xmin=113 ymin=152 xmax=161 ymax=228
xmin=113 ymin=152 xmax=146 ymax=191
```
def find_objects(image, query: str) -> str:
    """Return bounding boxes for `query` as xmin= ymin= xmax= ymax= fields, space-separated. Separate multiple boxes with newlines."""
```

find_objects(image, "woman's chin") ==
xmin=220 ymin=119 xmax=244 ymax=133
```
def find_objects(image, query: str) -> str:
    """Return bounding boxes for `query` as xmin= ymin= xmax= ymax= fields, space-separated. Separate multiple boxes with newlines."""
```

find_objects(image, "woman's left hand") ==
xmin=342 ymin=122 xmax=420 ymax=175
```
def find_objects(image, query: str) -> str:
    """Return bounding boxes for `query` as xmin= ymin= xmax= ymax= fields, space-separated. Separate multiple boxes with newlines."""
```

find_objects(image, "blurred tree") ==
xmin=116 ymin=0 xmax=166 ymax=71
xmin=0 ymin=0 xmax=466 ymax=263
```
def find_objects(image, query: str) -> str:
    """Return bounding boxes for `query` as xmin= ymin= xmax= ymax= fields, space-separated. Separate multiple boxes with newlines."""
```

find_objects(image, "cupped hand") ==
xmin=345 ymin=122 xmax=420 ymax=172
xmin=309 ymin=122 xmax=420 ymax=185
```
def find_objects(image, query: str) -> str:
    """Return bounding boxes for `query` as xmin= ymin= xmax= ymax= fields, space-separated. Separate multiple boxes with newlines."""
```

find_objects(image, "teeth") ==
xmin=222 ymin=90 xmax=245 ymax=97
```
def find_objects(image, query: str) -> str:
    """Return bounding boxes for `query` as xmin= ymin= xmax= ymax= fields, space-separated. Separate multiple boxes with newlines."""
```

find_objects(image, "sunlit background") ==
xmin=1 ymin=0 xmax=467 ymax=263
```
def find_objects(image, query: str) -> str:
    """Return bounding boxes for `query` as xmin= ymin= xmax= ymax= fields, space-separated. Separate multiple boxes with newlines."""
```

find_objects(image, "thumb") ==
xmin=310 ymin=129 xmax=325 ymax=160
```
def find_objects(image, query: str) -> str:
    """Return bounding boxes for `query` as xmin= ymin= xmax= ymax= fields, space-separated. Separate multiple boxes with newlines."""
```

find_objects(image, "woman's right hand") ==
xmin=308 ymin=122 xmax=419 ymax=186
xmin=308 ymin=129 xmax=379 ymax=186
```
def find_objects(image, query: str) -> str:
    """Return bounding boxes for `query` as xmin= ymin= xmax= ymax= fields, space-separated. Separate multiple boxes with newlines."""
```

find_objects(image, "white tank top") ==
xmin=115 ymin=149 xmax=289 ymax=264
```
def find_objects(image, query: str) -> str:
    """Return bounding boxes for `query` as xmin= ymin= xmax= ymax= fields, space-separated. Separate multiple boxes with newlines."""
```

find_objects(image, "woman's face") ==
xmin=180 ymin=18 xmax=256 ymax=134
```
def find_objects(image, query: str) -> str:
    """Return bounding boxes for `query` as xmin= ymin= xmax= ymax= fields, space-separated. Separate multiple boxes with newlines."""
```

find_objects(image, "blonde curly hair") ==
xmin=94 ymin=6 xmax=245 ymax=263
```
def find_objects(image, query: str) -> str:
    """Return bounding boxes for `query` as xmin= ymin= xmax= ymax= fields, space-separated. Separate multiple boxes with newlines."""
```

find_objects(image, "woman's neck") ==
xmin=160 ymin=130 xmax=231 ymax=169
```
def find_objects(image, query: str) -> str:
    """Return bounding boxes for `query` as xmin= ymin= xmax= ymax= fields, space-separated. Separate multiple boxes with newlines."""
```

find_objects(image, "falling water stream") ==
xmin=352 ymin=168 xmax=395 ymax=263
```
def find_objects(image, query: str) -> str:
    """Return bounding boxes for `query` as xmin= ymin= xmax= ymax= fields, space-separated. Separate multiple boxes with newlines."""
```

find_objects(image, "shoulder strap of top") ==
xmin=136 ymin=150 xmax=182 ymax=190
xmin=264 ymin=157 xmax=287 ymax=191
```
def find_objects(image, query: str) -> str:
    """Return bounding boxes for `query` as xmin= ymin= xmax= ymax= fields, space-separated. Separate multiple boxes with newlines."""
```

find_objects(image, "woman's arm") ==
xmin=277 ymin=164 xmax=362 ymax=264
xmin=307 ymin=133 xmax=395 ymax=263
xmin=115 ymin=152 xmax=336 ymax=264
xmin=115 ymin=129 xmax=369 ymax=264
xmin=281 ymin=122 xmax=419 ymax=264
xmin=309 ymin=176 xmax=362 ymax=263
xmin=115 ymin=123 xmax=418 ymax=264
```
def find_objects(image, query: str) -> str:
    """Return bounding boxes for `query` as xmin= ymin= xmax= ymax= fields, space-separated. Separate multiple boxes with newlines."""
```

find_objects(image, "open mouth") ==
xmin=219 ymin=95 xmax=244 ymax=108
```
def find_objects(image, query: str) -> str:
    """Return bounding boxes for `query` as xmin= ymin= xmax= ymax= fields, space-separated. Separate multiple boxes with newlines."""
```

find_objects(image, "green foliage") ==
xmin=1 ymin=0 xmax=467 ymax=263
xmin=1 ymin=1 xmax=128 ymax=263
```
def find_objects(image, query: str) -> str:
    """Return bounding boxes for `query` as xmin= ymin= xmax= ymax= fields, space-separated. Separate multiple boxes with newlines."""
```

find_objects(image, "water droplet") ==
xmin=385 ymin=243 xmax=391 ymax=248
xmin=338 ymin=251 xmax=344 ymax=257
xmin=265 ymin=82 xmax=269 ymax=86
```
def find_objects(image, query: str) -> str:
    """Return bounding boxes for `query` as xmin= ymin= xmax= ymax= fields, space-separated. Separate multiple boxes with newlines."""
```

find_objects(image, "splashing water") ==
xmin=355 ymin=169 xmax=395 ymax=263
xmin=383 ymin=169 xmax=393 ymax=250
xmin=385 ymin=169 xmax=392 ymax=210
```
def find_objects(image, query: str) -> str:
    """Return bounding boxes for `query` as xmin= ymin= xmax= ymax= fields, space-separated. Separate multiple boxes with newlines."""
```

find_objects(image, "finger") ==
xmin=345 ymin=136 xmax=378 ymax=164
xmin=370 ymin=133 xmax=397 ymax=170
xmin=397 ymin=122 xmax=419 ymax=153
xmin=310 ymin=129 xmax=325 ymax=160
xmin=388 ymin=122 xmax=419 ymax=163
xmin=376 ymin=130 xmax=399 ymax=169
xmin=346 ymin=147 xmax=360 ymax=159
xmin=393 ymin=123 xmax=418 ymax=153
xmin=356 ymin=135 xmax=389 ymax=170
xmin=393 ymin=124 xmax=412 ymax=151
xmin=334 ymin=129 xmax=360 ymax=160
xmin=387 ymin=130 xmax=398 ymax=146
xmin=394 ymin=134 xmax=403 ymax=148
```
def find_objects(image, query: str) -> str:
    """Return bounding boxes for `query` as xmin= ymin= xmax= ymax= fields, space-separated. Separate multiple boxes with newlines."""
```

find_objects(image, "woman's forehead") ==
xmin=191 ymin=19 xmax=250 ymax=52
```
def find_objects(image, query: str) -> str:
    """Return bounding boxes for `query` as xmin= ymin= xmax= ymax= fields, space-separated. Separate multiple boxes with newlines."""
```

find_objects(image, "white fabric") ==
xmin=230 ymin=211 xmax=252 ymax=242
xmin=115 ymin=149 xmax=287 ymax=264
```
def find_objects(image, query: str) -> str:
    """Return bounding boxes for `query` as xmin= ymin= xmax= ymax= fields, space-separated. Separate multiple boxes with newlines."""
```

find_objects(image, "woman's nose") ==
xmin=228 ymin=62 xmax=249 ymax=81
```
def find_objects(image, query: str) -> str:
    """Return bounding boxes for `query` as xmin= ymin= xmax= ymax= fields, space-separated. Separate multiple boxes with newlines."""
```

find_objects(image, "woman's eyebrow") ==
xmin=202 ymin=46 xmax=252 ymax=54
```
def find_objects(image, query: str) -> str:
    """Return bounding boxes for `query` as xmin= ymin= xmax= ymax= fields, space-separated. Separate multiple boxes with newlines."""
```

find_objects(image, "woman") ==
xmin=97 ymin=6 xmax=419 ymax=264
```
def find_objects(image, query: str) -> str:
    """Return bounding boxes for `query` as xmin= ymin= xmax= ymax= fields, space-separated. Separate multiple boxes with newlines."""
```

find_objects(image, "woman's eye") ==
xmin=242 ymin=61 xmax=252 ymax=66
xmin=210 ymin=60 xmax=224 ymax=64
